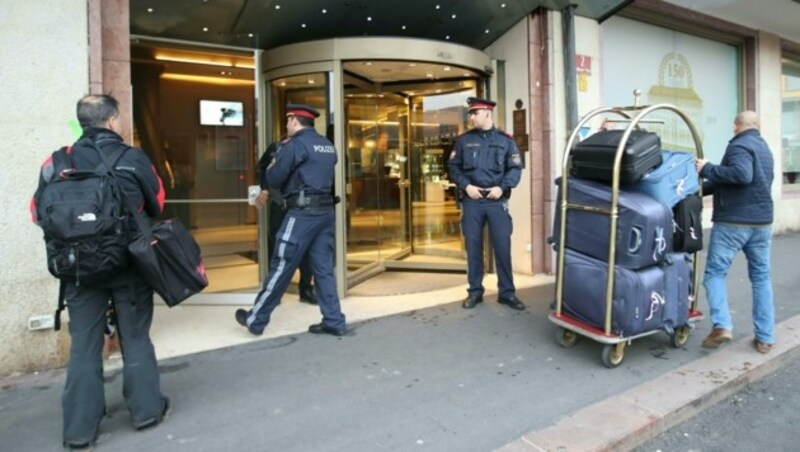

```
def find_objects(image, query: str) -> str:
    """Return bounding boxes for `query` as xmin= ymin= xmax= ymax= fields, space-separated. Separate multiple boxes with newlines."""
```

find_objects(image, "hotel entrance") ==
xmin=265 ymin=38 xmax=492 ymax=291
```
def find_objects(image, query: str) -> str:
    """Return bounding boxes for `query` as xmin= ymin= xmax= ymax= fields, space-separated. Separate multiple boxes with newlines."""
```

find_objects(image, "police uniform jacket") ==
xmin=448 ymin=127 xmax=522 ymax=198
xmin=266 ymin=127 xmax=337 ymax=199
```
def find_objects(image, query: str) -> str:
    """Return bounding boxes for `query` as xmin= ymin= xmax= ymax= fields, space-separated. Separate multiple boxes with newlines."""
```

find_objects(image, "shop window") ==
xmin=601 ymin=17 xmax=740 ymax=163
xmin=782 ymin=58 xmax=800 ymax=185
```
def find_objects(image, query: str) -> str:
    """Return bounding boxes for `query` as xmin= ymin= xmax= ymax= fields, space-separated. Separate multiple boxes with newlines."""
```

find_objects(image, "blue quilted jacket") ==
xmin=701 ymin=129 xmax=774 ymax=225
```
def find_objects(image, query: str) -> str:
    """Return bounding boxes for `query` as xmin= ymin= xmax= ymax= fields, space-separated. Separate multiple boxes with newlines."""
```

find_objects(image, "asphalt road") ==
xmin=637 ymin=352 xmax=800 ymax=452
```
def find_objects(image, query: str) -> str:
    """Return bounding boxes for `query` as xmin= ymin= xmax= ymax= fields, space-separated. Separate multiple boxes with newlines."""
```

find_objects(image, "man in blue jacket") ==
xmin=696 ymin=110 xmax=775 ymax=353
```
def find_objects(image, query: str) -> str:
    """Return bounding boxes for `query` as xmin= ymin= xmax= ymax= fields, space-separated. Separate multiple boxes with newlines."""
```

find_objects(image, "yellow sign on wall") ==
xmin=578 ymin=73 xmax=589 ymax=92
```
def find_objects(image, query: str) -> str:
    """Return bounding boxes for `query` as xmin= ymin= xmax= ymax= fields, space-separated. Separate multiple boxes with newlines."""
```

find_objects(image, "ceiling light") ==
xmin=308 ymin=79 xmax=315 ymax=84
xmin=279 ymin=81 xmax=286 ymax=86
xmin=444 ymin=66 xmax=451 ymax=71
xmin=436 ymin=89 xmax=442 ymax=93
xmin=322 ymin=8 xmax=327 ymax=13
xmin=401 ymin=25 xmax=407 ymax=30
xmin=501 ymin=3 xmax=507 ymax=8
xmin=462 ymin=72 xmax=470 ymax=77
xmin=367 ymin=16 xmax=372 ymax=21
xmin=153 ymin=53 xmax=255 ymax=69
xmin=445 ymin=35 xmax=450 ymax=40
xmin=408 ymin=63 xmax=416 ymax=67
xmin=248 ymin=33 xmax=254 ymax=37
xmin=425 ymin=73 xmax=434 ymax=78
xmin=451 ymin=14 xmax=456 ymax=19
xmin=484 ymin=29 xmax=490 ymax=34
xmin=275 ymin=4 xmax=281 ymax=9
xmin=435 ymin=4 xmax=441 ymax=9
xmin=301 ymin=23 xmax=307 ymax=28
xmin=147 ymin=7 xmax=153 ymax=13
xmin=160 ymin=73 xmax=254 ymax=86
xmin=203 ymin=27 xmax=209 ymax=32
xmin=364 ymin=62 xmax=373 ymax=66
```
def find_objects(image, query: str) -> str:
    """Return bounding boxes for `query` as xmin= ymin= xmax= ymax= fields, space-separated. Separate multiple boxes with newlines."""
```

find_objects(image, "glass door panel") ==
xmin=408 ymin=90 xmax=475 ymax=260
xmin=345 ymin=94 xmax=412 ymax=273
xmin=131 ymin=46 xmax=259 ymax=295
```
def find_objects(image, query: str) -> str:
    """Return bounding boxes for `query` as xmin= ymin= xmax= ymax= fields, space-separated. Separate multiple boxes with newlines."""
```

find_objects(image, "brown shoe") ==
xmin=753 ymin=339 xmax=773 ymax=354
xmin=701 ymin=327 xmax=732 ymax=349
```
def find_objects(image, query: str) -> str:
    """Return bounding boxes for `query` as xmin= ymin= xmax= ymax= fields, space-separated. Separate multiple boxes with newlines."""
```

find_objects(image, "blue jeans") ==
xmin=703 ymin=223 xmax=774 ymax=344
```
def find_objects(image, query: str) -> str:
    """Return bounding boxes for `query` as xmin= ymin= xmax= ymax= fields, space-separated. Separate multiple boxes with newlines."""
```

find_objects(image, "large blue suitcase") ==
xmin=662 ymin=252 xmax=691 ymax=333
xmin=563 ymin=249 xmax=689 ymax=337
xmin=554 ymin=177 xmax=672 ymax=269
xmin=625 ymin=150 xmax=700 ymax=207
xmin=561 ymin=249 xmax=671 ymax=336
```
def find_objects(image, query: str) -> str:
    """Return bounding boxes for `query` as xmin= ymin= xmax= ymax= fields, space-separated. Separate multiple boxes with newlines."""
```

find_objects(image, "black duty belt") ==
xmin=284 ymin=193 xmax=335 ymax=209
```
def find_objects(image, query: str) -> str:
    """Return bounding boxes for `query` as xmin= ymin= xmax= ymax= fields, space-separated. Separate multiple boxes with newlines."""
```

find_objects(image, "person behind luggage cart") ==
xmin=235 ymin=104 xmax=346 ymax=336
xmin=695 ymin=110 xmax=775 ymax=354
xmin=30 ymin=94 xmax=170 ymax=450
xmin=255 ymin=140 xmax=317 ymax=304
xmin=448 ymin=97 xmax=525 ymax=311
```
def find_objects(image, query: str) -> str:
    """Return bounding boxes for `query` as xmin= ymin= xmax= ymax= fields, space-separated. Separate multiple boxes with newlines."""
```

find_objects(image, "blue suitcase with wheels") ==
xmin=554 ymin=177 xmax=672 ymax=269
xmin=625 ymin=150 xmax=700 ymax=207
xmin=662 ymin=252 xmax=691 ymax=332
xmin=560 ymin=248 xmax=670 ymax=336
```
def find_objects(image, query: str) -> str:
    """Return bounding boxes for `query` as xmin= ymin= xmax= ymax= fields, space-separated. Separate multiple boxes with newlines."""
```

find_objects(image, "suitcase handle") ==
xmin=628 ymin=227 xmax=643 ymax=253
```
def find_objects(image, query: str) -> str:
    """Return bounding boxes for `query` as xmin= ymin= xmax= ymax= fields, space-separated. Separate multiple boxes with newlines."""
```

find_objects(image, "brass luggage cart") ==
xmin=550 ymin=91 xmax=705 ymax=368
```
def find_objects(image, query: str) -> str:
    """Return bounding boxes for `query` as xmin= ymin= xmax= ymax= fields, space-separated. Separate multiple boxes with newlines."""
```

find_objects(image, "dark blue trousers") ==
xmin=268 ymin=200 xmax=313 ymax=291
xmin=460 ymin=199 xmax=516 ymax=299
xmin=247 ymin=207 xmax=345 ymax=333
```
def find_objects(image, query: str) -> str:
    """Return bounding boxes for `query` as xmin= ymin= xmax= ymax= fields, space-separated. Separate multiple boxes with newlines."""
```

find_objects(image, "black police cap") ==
xmin=286 ymin=104 xmax=320 ymax=119
xmin=466 ymin=97 xmax=496 ymax=111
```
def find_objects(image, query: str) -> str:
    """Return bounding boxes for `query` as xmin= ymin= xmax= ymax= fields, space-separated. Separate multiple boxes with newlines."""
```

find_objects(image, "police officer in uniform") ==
xmin=448 ymin=97 xmax=525 ymax=311
xmin=236 ymin=104 xmax=345 ymax=336
xmin=255 ymin=141 xmax=316 ymax=304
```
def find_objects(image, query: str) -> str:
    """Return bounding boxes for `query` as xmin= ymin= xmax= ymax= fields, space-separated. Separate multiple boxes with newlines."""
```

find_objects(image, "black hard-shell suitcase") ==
xmin=554 ymin=177 xmax=672 ymax=269
xmin=560 ymin=249 xmax=672 ymax=336
xmin=571 ymin=130 xmax=662 ymax=183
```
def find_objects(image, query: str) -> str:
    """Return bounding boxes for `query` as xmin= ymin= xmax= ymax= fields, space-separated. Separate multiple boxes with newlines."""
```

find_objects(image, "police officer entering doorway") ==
xmin=235 ymin=104 xmax=346 ymax=336
xmin=448 ymin=97 xmax=525 ymax=311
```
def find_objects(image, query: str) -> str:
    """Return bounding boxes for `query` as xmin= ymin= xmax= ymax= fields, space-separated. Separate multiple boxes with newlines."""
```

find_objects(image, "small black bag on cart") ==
xmin=559 ymin=248 xmax=685 ymax=336
xmin=553 ymin=177 xmax=672 ymax=269
xmin=571 ymin=130 xmax=662 ymax=183
xmin=672 ymin=194 xmax=703 ymax=252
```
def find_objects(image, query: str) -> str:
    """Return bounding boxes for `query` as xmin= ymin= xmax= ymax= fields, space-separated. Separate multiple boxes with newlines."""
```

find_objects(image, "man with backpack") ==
xmin=31 ymin=94 xmax=169 ymax=450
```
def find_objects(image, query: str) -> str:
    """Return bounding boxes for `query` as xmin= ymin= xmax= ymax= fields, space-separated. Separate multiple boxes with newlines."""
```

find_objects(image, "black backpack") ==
xmin=36 ymin=144 xmax=130 ymax=287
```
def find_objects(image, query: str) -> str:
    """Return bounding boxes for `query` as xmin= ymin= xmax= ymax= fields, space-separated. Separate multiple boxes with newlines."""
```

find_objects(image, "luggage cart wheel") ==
xmin=601 ymin=343 xmax=625 ymax=368
xmin=556 ymin=328 xmax=580 ymax=348
xmin=671 ymin=326 xmax=690 ymax=348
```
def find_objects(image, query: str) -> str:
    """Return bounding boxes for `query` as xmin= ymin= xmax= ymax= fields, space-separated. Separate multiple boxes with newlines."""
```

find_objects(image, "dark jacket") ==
xmin=266 ymin=127 xmax=337 ymax=198
xmin=448 ymin=127 xmax=522 ymax=200
xmin=31 ymin=128 xmax=165 ymax=228
xmin=700 ymin=128 xmax=774 ymax=225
